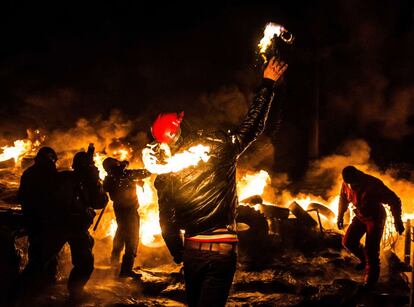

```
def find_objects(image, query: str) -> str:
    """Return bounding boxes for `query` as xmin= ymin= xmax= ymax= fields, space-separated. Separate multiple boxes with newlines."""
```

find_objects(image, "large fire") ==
xmin=0 ymin=140 xmax=33 ymax=163
xmin=142 ymin=143 xmax=210 ymax=174
xmin=237 ymin=168 xmax=414 ymax=249
xmin=238 ymin=170 xmax=271 ymax=201
xmin=3 ymin=134 xmax=413 ymax=252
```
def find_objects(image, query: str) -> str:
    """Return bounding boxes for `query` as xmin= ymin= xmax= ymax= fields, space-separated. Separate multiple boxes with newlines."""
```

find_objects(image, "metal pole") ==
xmin=410 ymin=221 xmax=414 ymax=307
xmin=405 ymin=220 xmax=411 ymax=267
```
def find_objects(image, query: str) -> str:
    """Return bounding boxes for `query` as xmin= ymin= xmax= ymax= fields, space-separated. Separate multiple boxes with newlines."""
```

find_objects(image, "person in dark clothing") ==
xmin=153 ymin=58 xmax=287 ymax=307
xmin=16 ymin=147 xmax=59 ymax=294
xmin=54 ymin=148 xmax=108 ymax=298
xmin=102 ymin=157 xmax=150 ymax=278
xmin=16 ymin=145 xmax=107 ymax=302
xmin=337 ymin=165 xmax=405 ymax=288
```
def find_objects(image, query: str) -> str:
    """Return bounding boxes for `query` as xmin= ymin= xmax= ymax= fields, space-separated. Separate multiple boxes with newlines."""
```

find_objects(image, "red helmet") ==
xmin=151 ymin=112 xmax=184 ymax=144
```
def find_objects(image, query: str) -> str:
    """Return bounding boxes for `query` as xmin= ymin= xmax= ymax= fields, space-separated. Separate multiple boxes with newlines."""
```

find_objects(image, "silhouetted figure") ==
xmin=103 ymin=157 xmax=150 ymax=278
xmin=15 ymin=145 xmax=107 ymax=303
xmin=53 ymin=147 xmax=108 ymax=300
xmin=16 ymin=147 xmax=59 ymax=295
xmin=337 ymin=165 xmax=404 ymax=288
xmin=154 ymin=58 xmax=287 ymax=307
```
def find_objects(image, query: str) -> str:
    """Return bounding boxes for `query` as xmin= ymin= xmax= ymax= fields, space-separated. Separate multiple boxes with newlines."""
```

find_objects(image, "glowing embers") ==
xmin=0 ymin=140 xmax=33 ymax=163
xmin=142 ymin=143 xmax=210 ymax=175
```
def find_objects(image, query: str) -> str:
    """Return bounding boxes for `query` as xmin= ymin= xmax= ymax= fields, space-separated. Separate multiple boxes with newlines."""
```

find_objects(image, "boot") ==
xmin=363 ymin=263 xmax=380 ymax=289
xmin=119 ymin=254 xmax=141 ymax=279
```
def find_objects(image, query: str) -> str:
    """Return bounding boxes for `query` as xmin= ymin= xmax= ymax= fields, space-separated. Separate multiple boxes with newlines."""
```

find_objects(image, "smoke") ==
xmin=197 ymin=86 xmax=251 ymax=128
xmin=323 ymin=0 xmax=414 ymax=141
xmin=268 ymin=138 xmax=414 ymax=219
xmin=47 ymin=110 xmax=133 ymax=153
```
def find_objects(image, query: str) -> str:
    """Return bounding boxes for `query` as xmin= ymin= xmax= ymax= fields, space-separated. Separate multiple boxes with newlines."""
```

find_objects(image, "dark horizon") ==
xmin=1 ymin=0 xmax=414 ymax=177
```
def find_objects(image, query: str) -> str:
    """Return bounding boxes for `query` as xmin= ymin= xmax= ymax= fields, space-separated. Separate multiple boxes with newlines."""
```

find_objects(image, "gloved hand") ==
xmin=395 ymin=218 xmax=405 ymax=235
xmin=142 ymin=169 xmax=152 ymax=177
xmin=337 ymin=217 xmax=344 ymax=230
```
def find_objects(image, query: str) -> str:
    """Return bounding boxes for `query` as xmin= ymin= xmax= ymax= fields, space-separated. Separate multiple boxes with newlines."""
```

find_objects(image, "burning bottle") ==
xmin=257 ymin=22 xmax=294 ymax=65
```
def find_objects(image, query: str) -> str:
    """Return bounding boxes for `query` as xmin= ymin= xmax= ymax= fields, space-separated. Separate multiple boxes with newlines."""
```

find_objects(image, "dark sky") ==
xmin=1 ymin=1 xmax=414 ymax=175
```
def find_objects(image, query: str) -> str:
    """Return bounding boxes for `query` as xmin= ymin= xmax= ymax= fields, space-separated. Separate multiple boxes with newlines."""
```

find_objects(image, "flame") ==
xmin=93 ymin=149 xmax=162 ymax=247
xmin=106 ymin=218 xmax=118 ymax=237
xmin=402 ymin=213 xmax=414 ymax=222
xmin=0 ymin=139 xmax=33 ymax=163
xmin=237 ymin=170 xmax=271 ymax=202
xmin=258 ymin=22 xmax=284 ymax=54
xmin=137 ymin=177 xmax=162 ymax=247
xmin=112 ymin=148 xmax=130 ymax=161
xmin=93 ymin=152 xmax=108 ymax=180
xmin=142 ymin=143 xmax=210 ymax=174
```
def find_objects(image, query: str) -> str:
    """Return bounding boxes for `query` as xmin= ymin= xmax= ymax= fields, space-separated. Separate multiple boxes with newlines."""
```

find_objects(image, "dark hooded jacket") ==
xmin=55 ymin=168 xmax=108 ymax=229
xmin=154 ymin=78 xmax=276 ymax=260
xmin=103 ymin=169 xmax=149 ymax=211
xmin=18 ymin=159 xmax=58 ymax=229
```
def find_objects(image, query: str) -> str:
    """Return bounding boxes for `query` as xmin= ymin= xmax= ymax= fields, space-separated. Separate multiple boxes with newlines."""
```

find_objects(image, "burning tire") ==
xmin=307 ymin=202 xmax=335 ymax=221
xmin=236 ymin=205 xmax=270 ymax=264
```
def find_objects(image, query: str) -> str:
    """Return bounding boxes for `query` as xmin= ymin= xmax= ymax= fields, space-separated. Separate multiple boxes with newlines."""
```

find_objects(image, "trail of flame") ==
xmin=142 ymin=143 xmax=210 ymax=174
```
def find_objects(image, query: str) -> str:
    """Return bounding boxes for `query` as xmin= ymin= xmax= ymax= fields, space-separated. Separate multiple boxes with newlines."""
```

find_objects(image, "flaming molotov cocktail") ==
xmin=257 ymin=22 xmax=294 ymax=66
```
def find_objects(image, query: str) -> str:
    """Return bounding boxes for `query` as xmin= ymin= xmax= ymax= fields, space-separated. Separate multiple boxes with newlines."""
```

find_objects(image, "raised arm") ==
xmin=231 ymin=58 xmax=287 ymax=155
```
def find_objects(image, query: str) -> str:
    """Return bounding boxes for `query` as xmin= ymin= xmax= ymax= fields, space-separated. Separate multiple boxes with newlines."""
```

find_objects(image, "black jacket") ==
xmin=103 ymin=169 xmax=149 ymax=211
xmin=17 ymin=160 xmax=58 ymax=229
xmin=56 ymin=170 xmax=108 ymax=229
xmin=154 ymin=78 xmax=276 ymax=261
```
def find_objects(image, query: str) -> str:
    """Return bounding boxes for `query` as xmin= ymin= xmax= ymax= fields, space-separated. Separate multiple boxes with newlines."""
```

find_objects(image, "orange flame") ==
xmin=142 ymin=143 xmax=210 ymax=174
xmin=0 ymin=140 xmax=33 ymax=163
xmin=93 ymin=152 xmax=108 ymax=180
xmin=258 ymin=22 xmax=284 ymax=55
xmin=137 ymin=177 xmax=162 ymax=247
xmin=237 ymin=170 xmax=271 ymax=202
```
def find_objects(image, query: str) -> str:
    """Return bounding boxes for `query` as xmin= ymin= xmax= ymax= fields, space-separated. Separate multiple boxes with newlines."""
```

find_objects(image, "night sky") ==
xmin=1 ymin=1 xmax=413 ymax=178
